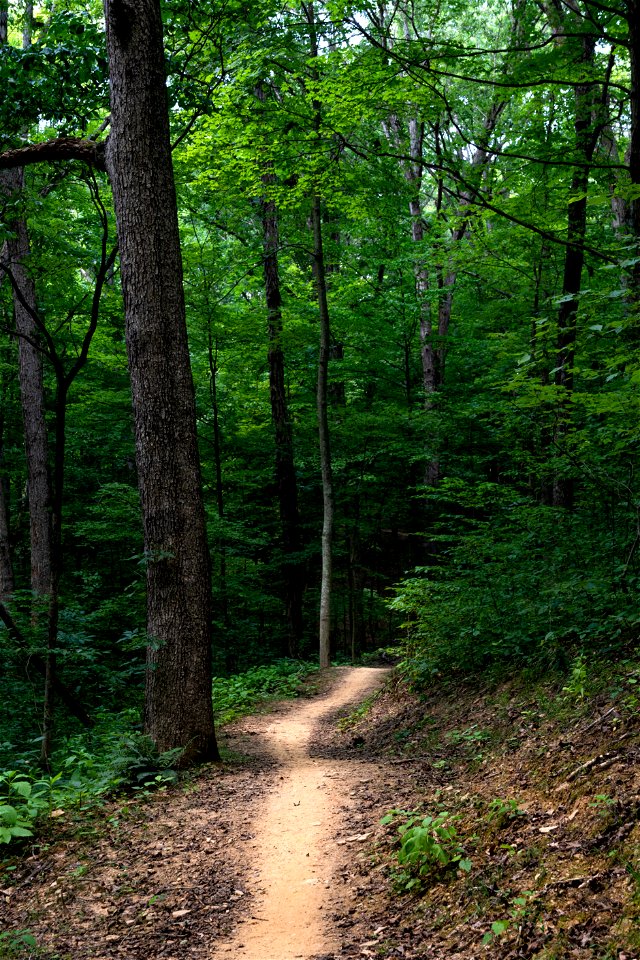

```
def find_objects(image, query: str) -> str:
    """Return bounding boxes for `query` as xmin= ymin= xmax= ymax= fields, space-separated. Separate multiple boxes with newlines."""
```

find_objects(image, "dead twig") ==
xmin=578 ymin=707 xmax=617 ymax=736
xmin=567 ymin=750 xmax=622 ymax=782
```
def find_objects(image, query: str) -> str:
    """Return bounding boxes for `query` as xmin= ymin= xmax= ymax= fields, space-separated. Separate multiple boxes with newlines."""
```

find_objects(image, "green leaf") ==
xmin=12 ymin=781 xmax=32 ymax=799
xmin=9 ymin=826 xmax=33 ymax=838
xmin=0 ymin=805 xmax=19 ymax=826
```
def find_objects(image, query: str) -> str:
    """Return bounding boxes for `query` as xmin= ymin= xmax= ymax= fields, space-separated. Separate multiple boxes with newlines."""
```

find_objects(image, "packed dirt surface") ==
xmin=214 ymin=666 xmax=388 ymax=960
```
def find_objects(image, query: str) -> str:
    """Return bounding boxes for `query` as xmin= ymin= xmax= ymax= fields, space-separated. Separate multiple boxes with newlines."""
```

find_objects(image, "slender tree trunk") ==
xmin=103 ymin=0 xmax=218 ymax=763
xmin=0 ymin=12 xmax=53 ymax=603
xmin=4 ymin=174 xmax=53 ymax=600
xmin=207 ymin=329 xmax=228 ymax=632
xmin=0 ymin=404 xmax=14 ymax=600
xmin=1 ymin=0 xmax=55 ymax=761
xmin=627 ymin=0 xmax=640 ymax=295
xmin=256 ymin=121 xmax=304 ymax=655
xmin=22 ymin=2 xmax=33 ymax=47
xmin=313 ymin=192 xmax=334 ymax=669
xmin=551 ymin=34 xmax=601 ymax=508
xmin=39 ymin=379 xmax=67 ymax=769
xmin=306 ymin=1 xmax=333 ymax=669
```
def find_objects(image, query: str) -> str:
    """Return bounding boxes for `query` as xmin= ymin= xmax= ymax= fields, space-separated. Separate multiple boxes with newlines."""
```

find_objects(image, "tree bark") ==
xmin=550 ymin=31 xmax=603 ymax=508
xmin=2 ymin=169 xmax=53 ymax=599
xmin=0 ymin=402 xmax=14 ymax=600
xmin=207 ymin=328 xmax=229 ymax=633
xmin=259 ymin=165 xmax=304 ymax=657
xmin=306 ymin=1 xmax=333 ymax=669
xmin=313 ymin=192 xmax=333 ymax=670
xmin=103 ymin=0 xmax=218 ymax=763
xmin=627 ymin=0 xmax=640 ymax=295
xmin=0 ymin=138 xmax=106 ymax=172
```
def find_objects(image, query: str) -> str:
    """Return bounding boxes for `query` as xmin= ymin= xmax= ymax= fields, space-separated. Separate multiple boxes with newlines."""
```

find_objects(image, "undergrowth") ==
xmin=0 ymin=659 xmax=318 ymax=849
xmin=372 ymin=650 xmax=640 ymax=957
xmin=212 ymin=659 xmax=318 ymax=725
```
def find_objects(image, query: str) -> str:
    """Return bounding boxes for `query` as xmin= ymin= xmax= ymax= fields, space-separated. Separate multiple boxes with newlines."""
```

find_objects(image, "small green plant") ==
xmin=0 ymin=802 xmax=33 ymax=845
xmin=591 ymin=793 xmax=616 ymax=817
xmin=0 ymin=929 xmax=37 ymax=957
xmin=381 ymin=808 xmax=472 ymax=891
xmin=562 ymin=654 xmax=589 ymax=702
xmin=482 ymin=891 xmax=535 ymax=945
xmin=0 ymin=770 xmax=63 ymax=844
xmin=447 ymin=725 xmax=491 ymax=747
xmin=487 ymin=797 xmax=525 ymax=828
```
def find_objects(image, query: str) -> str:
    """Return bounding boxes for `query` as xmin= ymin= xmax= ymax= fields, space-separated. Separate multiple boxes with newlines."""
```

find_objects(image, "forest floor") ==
xmin=2 ymin=662 xmax=640 ymax=959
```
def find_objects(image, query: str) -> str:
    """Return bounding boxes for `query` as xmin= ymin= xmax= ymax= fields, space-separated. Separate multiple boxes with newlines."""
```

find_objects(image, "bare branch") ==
xmin=0 ymin=137 xmax=107 ymax=172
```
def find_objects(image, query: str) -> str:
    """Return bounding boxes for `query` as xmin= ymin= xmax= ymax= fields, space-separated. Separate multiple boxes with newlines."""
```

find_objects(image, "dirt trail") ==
xmin=213 ymin=666 xmax=389 ymax=960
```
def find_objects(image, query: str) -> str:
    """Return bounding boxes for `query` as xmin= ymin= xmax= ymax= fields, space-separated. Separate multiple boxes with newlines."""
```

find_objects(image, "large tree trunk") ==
xmin=103 ymin=0 xmax=218 ymax=764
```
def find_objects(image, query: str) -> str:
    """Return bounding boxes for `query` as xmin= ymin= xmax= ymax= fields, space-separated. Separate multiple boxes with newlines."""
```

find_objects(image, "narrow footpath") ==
xmin=213 ymin=667 xmax=389 ymax=960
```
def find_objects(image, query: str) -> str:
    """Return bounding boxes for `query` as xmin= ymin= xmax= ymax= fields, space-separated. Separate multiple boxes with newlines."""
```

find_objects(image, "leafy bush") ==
xmin=0 ymin=770 xmax=61 ymax=844
xmin=0 ymin=725 xmax=180 ymax=846
xmin=381 ymin=808 xmax=472 ymax=890
xmin=0 ymin=929 xmax=37 ymax=957
xmin=390 ymin=479 xmax=640 ymax=680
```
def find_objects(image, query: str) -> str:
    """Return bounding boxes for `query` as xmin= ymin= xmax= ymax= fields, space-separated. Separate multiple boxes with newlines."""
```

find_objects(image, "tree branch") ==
xmin=0 ymin=137 xmax=107 ymax=172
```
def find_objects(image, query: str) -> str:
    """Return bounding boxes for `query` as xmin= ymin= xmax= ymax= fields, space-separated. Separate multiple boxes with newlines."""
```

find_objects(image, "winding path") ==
xmin=213 ymin=666 xmax=389 ymax=960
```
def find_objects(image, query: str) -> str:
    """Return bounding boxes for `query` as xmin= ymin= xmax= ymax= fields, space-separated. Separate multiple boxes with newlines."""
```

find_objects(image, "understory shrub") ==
xmin=390 ymin=480 xmax=640 ymax=680
xmin=381 ymin=808 xmax=472 ymax=891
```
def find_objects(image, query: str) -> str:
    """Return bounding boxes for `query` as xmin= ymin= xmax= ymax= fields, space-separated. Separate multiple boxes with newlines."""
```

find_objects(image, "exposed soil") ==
xmin=213 ymin=665 xmax=389 ymax=960
xmin=2 ymin=664 xmax=640 ymax=960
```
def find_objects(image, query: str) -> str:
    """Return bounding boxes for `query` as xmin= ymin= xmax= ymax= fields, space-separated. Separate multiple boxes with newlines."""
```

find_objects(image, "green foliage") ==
xmin=0 ymin=7 xmax=107 ymax=142
xmin=212 ymin=660 xmax=318 ymax=725
xmin=481 ymin=892 xmax=536 ymax=945
xmin=390 ymin=481 xmax=640 ymax=679
xmin=2 ymin=0 xmax=640 ymax=787
xmin=381 ymin=808 xmax=472 ymax=890
xmin=486 ymin=798 xmax=525 ymax=829
xmin=0 ymin=770 xmax=62 ymax=844
xmin=0 ymin=930 xmax=38 ymax=958
xmin=562 ymin=654 xmax=590 ymax=702
xmin=0 ymin=720 xmax=181 ymax=845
